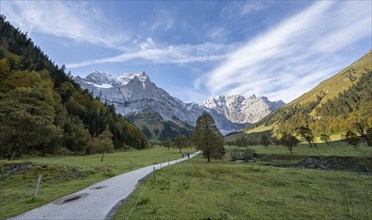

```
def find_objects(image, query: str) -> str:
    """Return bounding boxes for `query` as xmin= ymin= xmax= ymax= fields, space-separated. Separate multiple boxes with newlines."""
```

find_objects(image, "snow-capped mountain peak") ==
xmin=117 ymin=72 xmax=149 ymax=86
xmin=85 ymin=71 xmax=116 ymax=85
xmin=203 ymin=94 xmax=285 ymax=124
xmin=74 ymin=71 xmax=285 ymax=135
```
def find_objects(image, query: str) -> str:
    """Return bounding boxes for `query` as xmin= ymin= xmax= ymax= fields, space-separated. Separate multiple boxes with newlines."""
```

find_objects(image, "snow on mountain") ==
xmin=75 ymin=71 xmax=204 ymax=126
xmin=74 ymin=71 xmax=284 ymax=135
xmin=203 ymin=95 xmax=285 ymax=124
xmin=84 ymin=71 xmax=117 ymax=85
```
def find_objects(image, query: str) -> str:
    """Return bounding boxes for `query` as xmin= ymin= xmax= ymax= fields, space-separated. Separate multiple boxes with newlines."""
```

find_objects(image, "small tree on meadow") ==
xmin=280 ymin=133 xmax=299 ymax=154
xmin=273 ymin=138 xmax=281 ymax=148
xmin=355 ymin=122 xmax=372 ymax=146
xmin=345 ymin=131 xmax=361 ymax=148
xmin=162 ymin=138 xmax=173 ymax=150
xmin=174 ymin=135 xmax=187 ymax=153
xmin=192 ymin=112 xmax=225 ymax=162
xmin=260 ymin=135 xmax=271 ymax=148
xmin=320 ymin=134 xmax=330 ymax=145
xmin=90 ymin=128 xmax=114 ymax=154
xmin=367 ymin=128 xmax=372 ymax=146
xmin=235 ymin=136 xmax=248 ymax=147
xmin=296 ymin=126 xmax=317 ymax=148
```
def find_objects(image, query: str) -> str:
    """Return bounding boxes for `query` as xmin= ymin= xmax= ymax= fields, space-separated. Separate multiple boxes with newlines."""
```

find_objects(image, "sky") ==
xmin=1 ymin=1 xmax=371 ymax=103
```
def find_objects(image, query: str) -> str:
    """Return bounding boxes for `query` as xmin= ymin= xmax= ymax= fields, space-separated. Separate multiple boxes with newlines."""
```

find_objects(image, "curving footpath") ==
xmin=10 ymin=151 xmax=201 ymax=220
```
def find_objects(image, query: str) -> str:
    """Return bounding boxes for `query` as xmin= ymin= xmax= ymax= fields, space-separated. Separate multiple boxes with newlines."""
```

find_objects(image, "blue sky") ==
xmin=1 ymin=1 xmax=371 ymax=103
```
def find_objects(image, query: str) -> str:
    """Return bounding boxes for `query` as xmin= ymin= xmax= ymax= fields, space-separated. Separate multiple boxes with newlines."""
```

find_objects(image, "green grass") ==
xmin=114 ymin=144 xmax=372 ymax=220
xmin=225 ymin=129 xmax=273 ymax=142
xmin=0 ymin=147 xmax=193 ymax=219
xmin=225 ymin=142 xmax=372 ymax=167
xmin=251 ymin=141 xmax=372 ymax=157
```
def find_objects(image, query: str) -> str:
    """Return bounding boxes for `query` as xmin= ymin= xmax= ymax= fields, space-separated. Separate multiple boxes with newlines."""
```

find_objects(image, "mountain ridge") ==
xmin=74 ymin=71 xmax=284 ymax=138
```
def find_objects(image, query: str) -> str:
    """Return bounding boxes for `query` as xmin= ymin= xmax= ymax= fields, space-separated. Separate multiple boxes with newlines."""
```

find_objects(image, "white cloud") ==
xmin=197 ymin=1 xmax=372 ymax=102
xmin=1 ymin=1 xmax=129 ymax=49
xmin=150 ymin=9 xmax=174 ymax=32
xmin=220 ymin=1 xmax=269 ymax=20
xmin=67 ymin=41 xmax=239 ymax=68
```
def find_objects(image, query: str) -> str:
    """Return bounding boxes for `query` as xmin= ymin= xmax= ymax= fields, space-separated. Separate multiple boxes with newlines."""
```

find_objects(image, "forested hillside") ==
xmin=248 ymin=51 xmax=372 ymax=138
xmin=0 ymin=15 xmax=148 ymax=160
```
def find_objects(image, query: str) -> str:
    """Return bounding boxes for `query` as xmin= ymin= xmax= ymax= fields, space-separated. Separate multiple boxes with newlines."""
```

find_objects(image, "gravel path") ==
xmin=10 ymin=151 xmax=201 ymax=220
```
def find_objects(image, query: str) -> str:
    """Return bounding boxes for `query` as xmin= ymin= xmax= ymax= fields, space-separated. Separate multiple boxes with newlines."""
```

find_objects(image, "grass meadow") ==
xmin=114 ymin=143 xmax=372 ymax=220
xmin=0 ymin=147 xmax=190 ymax=219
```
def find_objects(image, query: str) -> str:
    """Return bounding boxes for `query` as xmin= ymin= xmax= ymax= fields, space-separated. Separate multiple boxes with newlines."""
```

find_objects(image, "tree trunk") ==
xmin=326 ymin=141 xmax=329 ymax=146
xmin=8 ymin=151 xmax=16 ymax=161
xmin=207 ymin=155 xmax=210 ymax=162
xmin=8 ymin=146 xmax=17 ymax=161
xmin=307 ymin=140 xmax=312 ymax=148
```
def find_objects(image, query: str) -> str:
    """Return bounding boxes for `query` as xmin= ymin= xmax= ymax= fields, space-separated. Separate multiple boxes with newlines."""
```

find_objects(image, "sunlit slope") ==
xmin=292 ymin=50 xmax=372 ymax=105
xmin=246 ymin=50 xmax=372 ymax=137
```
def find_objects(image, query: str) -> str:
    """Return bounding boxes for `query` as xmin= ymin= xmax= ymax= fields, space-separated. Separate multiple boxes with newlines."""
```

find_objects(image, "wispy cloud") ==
xmin=197 ymin=1 xmax=372 ymax=102
xmin=150 ymin=9 xmax=174 ymax=32
xmin=67 ymin=39 xmax=238 ymax=68
xmin=1 ymin=1 xmax=129 ymax=49
xmin=220 ymin=1 xmax=270 ymax=20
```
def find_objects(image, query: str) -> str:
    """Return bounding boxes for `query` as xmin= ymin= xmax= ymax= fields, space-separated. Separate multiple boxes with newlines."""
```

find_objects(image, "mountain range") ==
xmin=74 ymin=72 xmax=284 ymax=138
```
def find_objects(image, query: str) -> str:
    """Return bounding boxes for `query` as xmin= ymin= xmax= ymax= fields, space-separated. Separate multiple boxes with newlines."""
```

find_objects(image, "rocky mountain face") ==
xmin=74 ymin=72 xmax=284 ymax=137
xmin=203 ymin=95 xmax=285 ymax=124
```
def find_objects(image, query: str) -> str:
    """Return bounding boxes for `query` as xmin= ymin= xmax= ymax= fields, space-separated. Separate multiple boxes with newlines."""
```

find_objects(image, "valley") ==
xmin=1 ymin=2 xmax=371 ymax=220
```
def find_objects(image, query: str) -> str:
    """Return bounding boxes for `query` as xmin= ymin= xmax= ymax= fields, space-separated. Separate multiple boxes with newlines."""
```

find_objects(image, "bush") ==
xmin=229 ymin=148 xmax=256 ymax=161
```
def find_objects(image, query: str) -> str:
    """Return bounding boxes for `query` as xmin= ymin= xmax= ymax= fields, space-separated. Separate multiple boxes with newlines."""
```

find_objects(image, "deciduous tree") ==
xmin=162 ymin=139 xmax=173 ymax=150
xmin=174 ymin=135 xmax=187 ymax=153
xmin=345 ymin=131 xmax=361 ymax=148
xmin=320 ymin=134 xmax=330 ymax=145
xmin=260 ymin=135 xmax=271 ymax=148
xmin=280 ymin=133 xmax=299 ymax=154
xmin=296 ymin=126 xmax=316 ymax=148
xmin=0 ymin=86 xmax=61 ymax=160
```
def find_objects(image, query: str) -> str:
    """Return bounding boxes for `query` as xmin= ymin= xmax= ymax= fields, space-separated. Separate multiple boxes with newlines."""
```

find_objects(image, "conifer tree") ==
xmin=192 ymin=112 xmax=224 ymax=162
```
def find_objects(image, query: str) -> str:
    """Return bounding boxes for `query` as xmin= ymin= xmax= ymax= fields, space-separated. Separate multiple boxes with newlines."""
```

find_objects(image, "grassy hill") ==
xmin=127 ymin=109 xmax=193 ymax=142
xmin=245 ymin=50 xmax=372 ymax=139
xmin=292 ymin=51 xmax=371 ymax=106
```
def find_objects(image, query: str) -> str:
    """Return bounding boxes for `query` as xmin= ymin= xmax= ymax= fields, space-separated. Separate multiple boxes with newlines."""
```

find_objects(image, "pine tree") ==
xmin=192 ymin=112 xmax=224 ymax=162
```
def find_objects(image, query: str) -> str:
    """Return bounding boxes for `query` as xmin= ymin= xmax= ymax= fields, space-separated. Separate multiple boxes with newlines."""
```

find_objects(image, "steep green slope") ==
xmin=126 ymin=109 xmax=193 ymax=141
xmin=0 ymin=15 xmax=148 ymax=159
xmin=248 ymin=50 xmax=372 ymax=138
xmin=292 ymin=51 xmax=371 ymax=106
